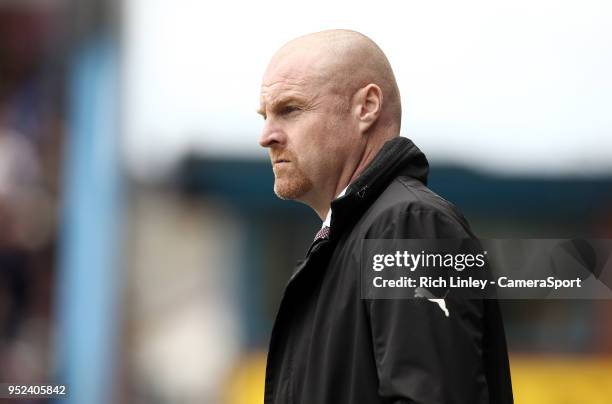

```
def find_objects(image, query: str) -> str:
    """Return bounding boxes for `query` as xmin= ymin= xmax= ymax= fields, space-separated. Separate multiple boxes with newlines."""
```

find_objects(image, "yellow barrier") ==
xmin=510 ymin=355 xmax=612 ymax=404
xmin=223 ymin=353 xmax=612 ymax=404
xmin=223 ymin=352 xmax=266 ymax=404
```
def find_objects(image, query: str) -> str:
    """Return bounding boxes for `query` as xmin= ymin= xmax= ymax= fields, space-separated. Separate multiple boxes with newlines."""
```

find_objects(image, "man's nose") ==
xmin=259 ymin=119 xmax=285 ymax=148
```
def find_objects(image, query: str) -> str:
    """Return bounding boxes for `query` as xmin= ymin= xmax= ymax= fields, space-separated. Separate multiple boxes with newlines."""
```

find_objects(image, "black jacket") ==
xmin=264 ymin=137 xmax=513 ymax=404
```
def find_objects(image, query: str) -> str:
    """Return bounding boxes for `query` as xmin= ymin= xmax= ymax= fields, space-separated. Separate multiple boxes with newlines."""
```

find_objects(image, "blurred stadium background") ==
xmin=0 ymin=0 xmax=611 ymax=403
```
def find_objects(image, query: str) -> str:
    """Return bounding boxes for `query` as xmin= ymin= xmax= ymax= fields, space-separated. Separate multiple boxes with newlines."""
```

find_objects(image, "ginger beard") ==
xmin=271 ymin=156 xmax=313 ymax=200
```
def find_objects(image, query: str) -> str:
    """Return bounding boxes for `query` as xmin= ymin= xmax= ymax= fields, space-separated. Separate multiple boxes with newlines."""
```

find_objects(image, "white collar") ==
xmin=321 ymin=185 xmax=349 ymax=229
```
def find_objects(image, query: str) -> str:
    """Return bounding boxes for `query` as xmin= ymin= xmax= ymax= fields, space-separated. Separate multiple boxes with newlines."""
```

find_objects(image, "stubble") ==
xmin=272 ymin=162 xmax=313 ymax=200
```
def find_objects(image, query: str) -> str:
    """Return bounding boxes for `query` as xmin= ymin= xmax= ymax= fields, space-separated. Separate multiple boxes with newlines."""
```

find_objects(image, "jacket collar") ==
xmin=327 ymin=137 xmax=429 ymax=239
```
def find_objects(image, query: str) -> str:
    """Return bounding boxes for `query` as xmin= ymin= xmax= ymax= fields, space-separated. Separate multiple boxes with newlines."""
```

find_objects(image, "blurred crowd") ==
xmin=0 ymin=1 xmax=65 ymax=390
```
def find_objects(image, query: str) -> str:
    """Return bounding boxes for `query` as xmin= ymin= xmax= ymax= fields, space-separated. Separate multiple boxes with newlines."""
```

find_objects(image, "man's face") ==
xmin=258 ymin=57 xmax=356 ymax=202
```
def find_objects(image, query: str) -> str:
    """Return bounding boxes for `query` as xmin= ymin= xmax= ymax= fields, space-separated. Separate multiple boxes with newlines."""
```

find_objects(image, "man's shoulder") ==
xmin=356 ymin=175 xmax=474 ymax=238
xmin=369 ymin=176 xmax=462 ymax=219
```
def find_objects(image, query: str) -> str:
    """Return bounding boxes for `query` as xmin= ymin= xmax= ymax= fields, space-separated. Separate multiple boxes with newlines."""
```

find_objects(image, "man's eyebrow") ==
xmin=257 ymin=95 xmax=309 ymax=117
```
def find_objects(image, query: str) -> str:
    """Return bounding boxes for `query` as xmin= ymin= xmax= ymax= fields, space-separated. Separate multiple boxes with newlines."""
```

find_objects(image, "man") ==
xmin=258 ymin=29 xmax=513 ymax=404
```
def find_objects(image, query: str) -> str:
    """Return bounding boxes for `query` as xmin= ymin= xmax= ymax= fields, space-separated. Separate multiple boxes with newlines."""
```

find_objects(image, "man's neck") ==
xmin=315 ymin=185 xmax=347 ymax=221
xmin=311 ymin=135 xmax=395 ymax=220
xmin=321 ymin=185 xmax=349 ymax=228
xmin=316 ymin=142 xmax=382 ymax=220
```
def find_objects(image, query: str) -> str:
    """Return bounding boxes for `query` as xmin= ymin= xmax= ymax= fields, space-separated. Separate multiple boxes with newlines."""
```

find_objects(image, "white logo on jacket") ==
xmin=414 ymin=287 xmax=450 ymax=317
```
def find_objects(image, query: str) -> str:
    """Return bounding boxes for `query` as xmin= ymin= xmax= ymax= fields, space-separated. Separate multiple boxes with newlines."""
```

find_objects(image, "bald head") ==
xmin=259 ymin=30 xmax=402 ymax=218
xmin=265 ymin=29 xmax=402 ymax=133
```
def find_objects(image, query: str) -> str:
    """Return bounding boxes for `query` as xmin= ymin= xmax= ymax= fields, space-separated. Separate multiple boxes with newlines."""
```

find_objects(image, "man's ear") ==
xmin=353 ymin=83 xmax=383 ymax=134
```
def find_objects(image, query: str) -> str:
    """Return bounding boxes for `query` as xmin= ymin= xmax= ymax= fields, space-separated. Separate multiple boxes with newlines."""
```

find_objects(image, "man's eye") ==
xmin=280 ymin=105 xmax=300 ymax=115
